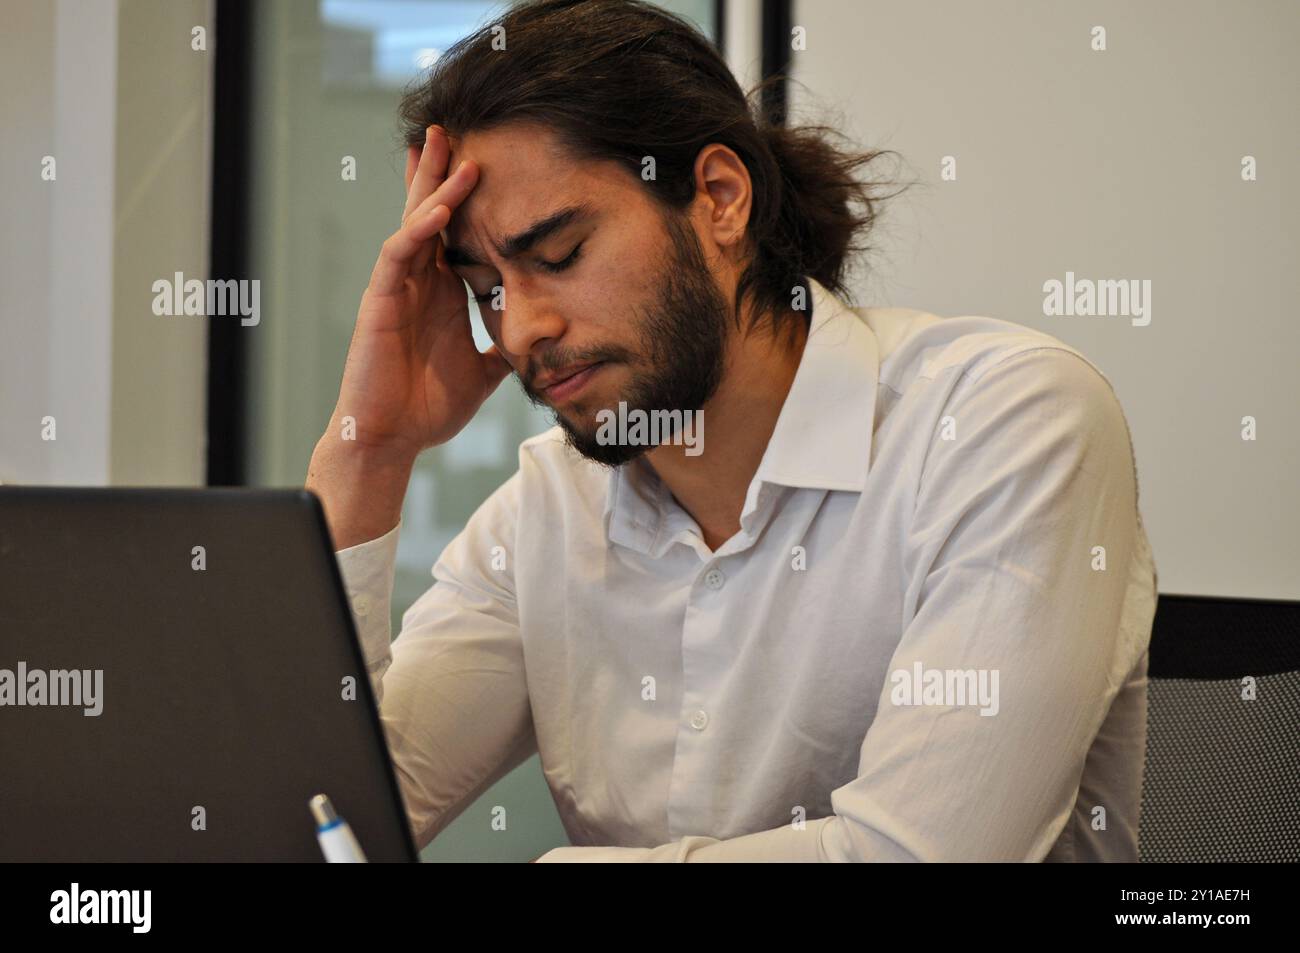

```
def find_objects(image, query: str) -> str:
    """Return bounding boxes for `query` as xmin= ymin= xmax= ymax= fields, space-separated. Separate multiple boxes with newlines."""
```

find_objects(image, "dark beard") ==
xmin=519 ymin=209 xmax=731 ymax=467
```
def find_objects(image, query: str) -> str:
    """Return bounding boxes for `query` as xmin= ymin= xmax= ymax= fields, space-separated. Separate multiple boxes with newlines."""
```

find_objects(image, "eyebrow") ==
xmin=443 ymin=203 xmax=596 ymax=268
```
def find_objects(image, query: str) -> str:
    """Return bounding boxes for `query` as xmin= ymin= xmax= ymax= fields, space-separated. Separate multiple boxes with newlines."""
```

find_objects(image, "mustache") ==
xmin=522 ymin=344 xmax=634 ymax=391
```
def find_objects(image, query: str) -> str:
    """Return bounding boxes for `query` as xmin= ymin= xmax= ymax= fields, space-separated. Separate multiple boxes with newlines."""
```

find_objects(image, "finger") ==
xmin=369 ymin=161 xmax=478 ymax=295
xmin=405 ymin=125 xmax=448 ymax=205
xmin=413 ymin=156 xmax=475 ymax=273
xmin=368 ymin=204 xmax=451 ymax=296
xmin=404 ymin=145 xmax=432 ymax=272
xmin=403 ymin=143 xmax=420 ymax=194
xmin=409 ymin=151 xmax=465 ymax=276
xmin=400 ymin=148 xmax=441 ymax=280
xmin=426 ymin=158 xmax=478 ymax=270
xmin=411 ymin=180 xmax=438 ymax=275
xmin=402 ymin=125 xmax=449 ymax=223
xmin=407 ymin=132 xmax=453 ymax=272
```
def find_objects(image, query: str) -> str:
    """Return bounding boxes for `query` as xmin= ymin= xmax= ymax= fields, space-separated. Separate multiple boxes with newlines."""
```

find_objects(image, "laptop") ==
xmin=0 ymin=486 xmax=417 ymax=862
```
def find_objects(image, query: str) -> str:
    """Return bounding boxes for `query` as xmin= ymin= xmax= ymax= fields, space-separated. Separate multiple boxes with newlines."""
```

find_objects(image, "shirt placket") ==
xmin=662 ymin=483 xmax=777 ymax=839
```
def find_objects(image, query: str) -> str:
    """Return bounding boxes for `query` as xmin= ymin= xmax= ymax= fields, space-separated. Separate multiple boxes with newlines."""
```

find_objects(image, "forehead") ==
xmin=443 ymin=124 xmax=638 ymax=251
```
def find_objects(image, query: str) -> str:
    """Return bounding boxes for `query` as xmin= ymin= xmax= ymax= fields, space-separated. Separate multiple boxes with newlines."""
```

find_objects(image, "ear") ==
xmin=404 ymin=143 xmax=422 ymax=193
xmin=693 ymin=143 xmax=752 ymax=254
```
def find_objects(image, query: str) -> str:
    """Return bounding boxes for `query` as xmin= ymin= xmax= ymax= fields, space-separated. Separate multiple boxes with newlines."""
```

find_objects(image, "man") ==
xmin=305 ymin=0 xmax=1157 ymax=861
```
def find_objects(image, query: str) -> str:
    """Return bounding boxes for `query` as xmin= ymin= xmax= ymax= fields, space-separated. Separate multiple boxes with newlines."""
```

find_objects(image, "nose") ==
xmin=493 ymin=284 xmax=567 ymax=367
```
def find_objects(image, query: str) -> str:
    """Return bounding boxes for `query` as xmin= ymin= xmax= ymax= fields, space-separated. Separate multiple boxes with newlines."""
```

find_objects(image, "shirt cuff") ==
xmin=534 ymin=819 xmax=838 ymax=862
xmin=534 ymin=845 xmax=655 ymax=862
xmin=334 ymin=520 xmax=402 ymax=666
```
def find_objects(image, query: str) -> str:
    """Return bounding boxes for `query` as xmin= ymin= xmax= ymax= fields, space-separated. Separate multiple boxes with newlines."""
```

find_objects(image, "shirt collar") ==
xmin=751 ymin=276 xmax=879 ymax=492
xmin=602 ymin=276 xmax=879 ymax=552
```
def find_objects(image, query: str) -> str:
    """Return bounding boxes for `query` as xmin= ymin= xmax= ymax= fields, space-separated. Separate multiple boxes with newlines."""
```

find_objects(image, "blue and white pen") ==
xmin=309 ymin=793 xmax=369 ymax=863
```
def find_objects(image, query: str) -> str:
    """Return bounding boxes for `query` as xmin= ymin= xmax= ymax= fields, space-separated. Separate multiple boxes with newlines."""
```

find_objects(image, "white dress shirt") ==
xmin=335 ymin=277 xmax=1157 ymax=862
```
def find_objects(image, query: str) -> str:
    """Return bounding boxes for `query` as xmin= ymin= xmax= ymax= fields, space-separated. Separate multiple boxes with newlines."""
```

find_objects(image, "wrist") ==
xmin=307 ymin=433 xmax=417 ymax=550
xmin=312 ymin=429 xmax=420 ymax=474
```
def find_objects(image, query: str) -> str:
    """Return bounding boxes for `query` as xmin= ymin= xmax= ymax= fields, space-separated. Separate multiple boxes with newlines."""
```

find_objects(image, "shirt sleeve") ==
xmin=335 ymin=520 xmax=403 ymax=699
xmin=541 ymin=346 xmax=1151 ymax=862
xmin=333 ymin=471 xmax=537 ymax=850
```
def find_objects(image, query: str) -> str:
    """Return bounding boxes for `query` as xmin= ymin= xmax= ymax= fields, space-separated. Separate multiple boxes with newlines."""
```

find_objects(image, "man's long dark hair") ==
xmin=396 ymin=0 xmax=906 ymax=345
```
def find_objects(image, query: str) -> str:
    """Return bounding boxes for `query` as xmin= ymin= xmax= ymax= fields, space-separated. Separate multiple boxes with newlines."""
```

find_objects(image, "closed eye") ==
xmin=538 ymin=242 xmax=583 ymax=274
xmin=467 ymin=240 xmax=584 ymax=304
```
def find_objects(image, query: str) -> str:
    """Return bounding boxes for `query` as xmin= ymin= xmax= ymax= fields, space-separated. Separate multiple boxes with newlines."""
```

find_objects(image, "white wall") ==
xmin=789 ymin=0 xmax=1299 ymax=600
xmin=724 ymin=0 xmax=764 ymax=95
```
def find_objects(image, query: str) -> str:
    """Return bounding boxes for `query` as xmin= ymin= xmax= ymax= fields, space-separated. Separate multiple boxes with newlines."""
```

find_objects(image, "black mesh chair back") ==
xmin=1140 ymin=593 xmax=1300 ymax=862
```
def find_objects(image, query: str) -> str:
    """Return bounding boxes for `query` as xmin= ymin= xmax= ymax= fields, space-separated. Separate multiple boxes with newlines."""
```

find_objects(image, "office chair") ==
xmin=1139 ymin=593 xmax=1300 ymax=862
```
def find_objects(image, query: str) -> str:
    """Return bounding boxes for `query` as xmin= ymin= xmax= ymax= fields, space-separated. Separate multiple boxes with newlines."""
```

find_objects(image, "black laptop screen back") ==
xmin=0 ymin=487 xmax=416 ymax=862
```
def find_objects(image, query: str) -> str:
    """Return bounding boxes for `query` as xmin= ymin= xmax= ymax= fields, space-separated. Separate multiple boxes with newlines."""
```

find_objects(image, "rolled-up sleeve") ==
xmin=336 ymin=520 xmax=403 ymax=702
xmin=334 ymin=472 xmax=537 ymax=850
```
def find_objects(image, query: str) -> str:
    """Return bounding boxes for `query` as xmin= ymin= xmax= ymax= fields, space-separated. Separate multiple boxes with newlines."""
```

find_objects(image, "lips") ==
xmin=538 ymin=362 xmax=596 ymax=390
xmin=539 ymin=362 xmax=604 ymax=401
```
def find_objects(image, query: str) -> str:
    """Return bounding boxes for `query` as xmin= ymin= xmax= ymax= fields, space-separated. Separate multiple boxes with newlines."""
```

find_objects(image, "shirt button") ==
xmin=689 ymin=709 xmax=709 ymax=731
xmin=352 ymin=593 xmax=372 ymax=618
xmin=703 ymin=568 xmax=726 ymax=590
